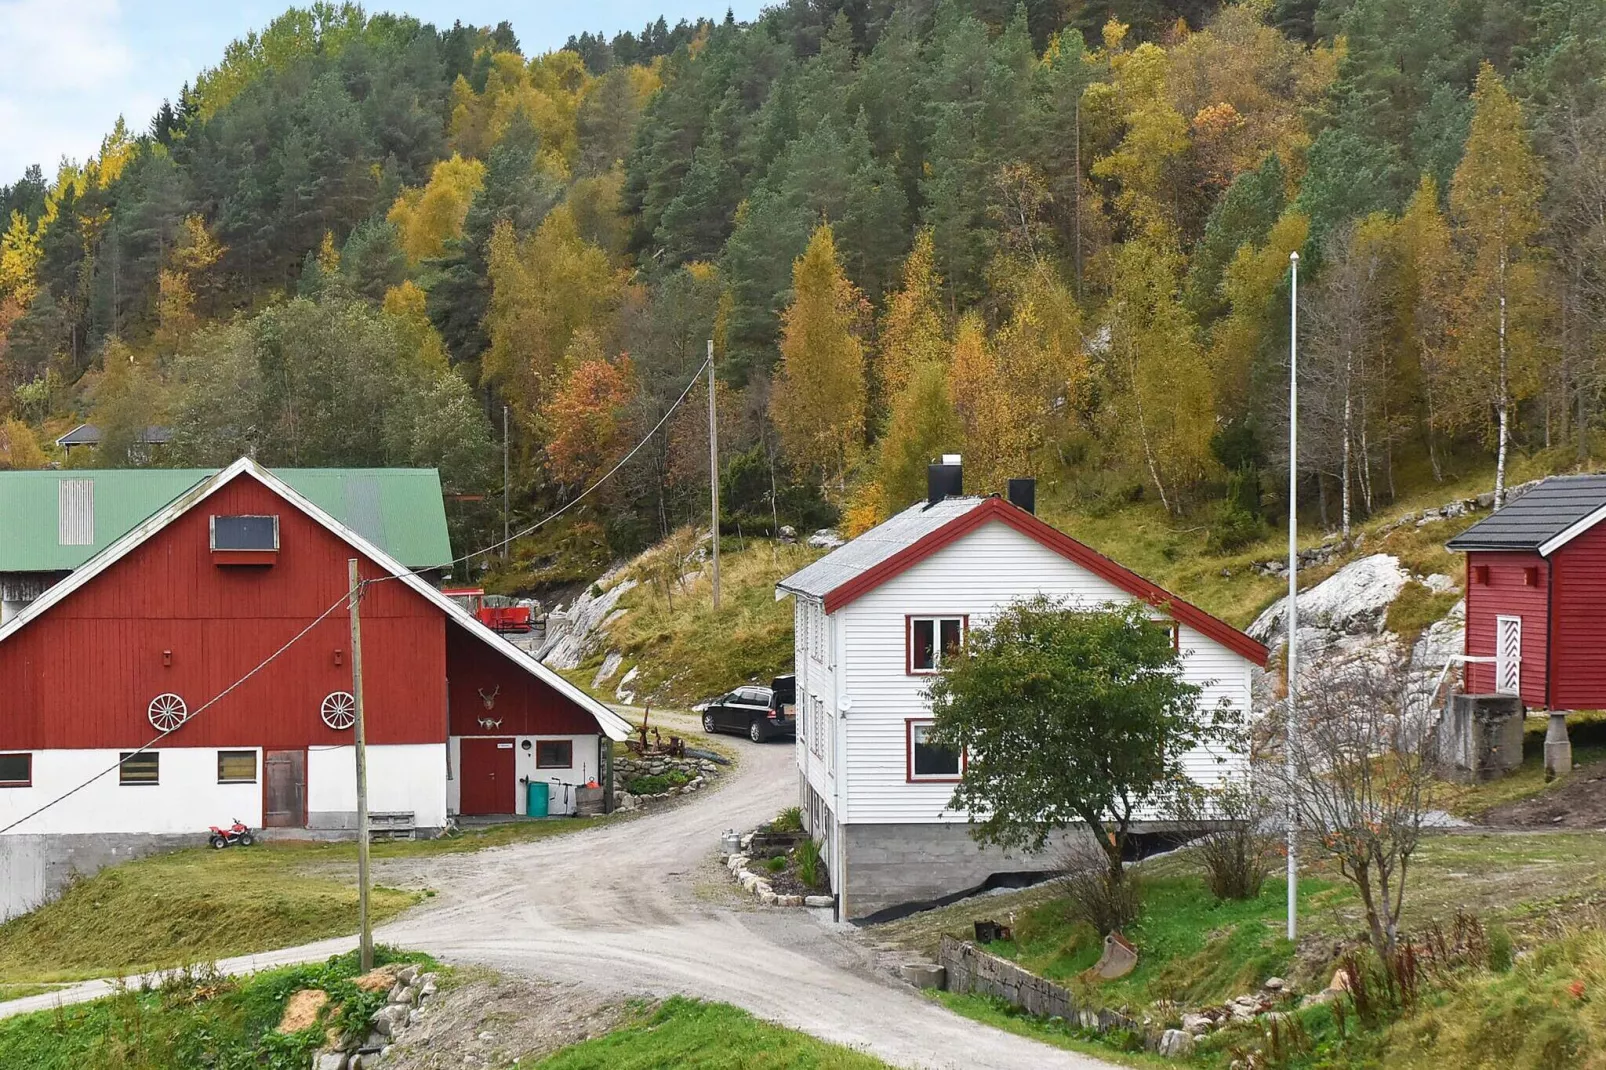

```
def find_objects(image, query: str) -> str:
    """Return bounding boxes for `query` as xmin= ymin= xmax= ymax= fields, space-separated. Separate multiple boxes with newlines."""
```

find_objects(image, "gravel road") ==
xmin=1 ymin=729 xmax=1115 ymax=1069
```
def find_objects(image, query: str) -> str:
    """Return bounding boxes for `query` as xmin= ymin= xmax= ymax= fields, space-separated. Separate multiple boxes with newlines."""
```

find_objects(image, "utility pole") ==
xmin=347 ymin=559 xmax=373 ymax=972
xmin=502 ymin=405 xmax=510 ymax=561
xmin=708 ymin=339 xmax=721 ymax=610
xmin=1286 ymin=251 xmax=1299 ymax=943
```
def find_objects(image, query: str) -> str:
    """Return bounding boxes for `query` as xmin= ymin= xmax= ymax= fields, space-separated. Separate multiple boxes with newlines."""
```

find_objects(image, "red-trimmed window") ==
xmin=908 ymin=616 xmax=966 ymax=674
xmin=0 ymin=752 xmax=30 ymax=787
xmin=907 ymin=720 xmax=963 ymax=782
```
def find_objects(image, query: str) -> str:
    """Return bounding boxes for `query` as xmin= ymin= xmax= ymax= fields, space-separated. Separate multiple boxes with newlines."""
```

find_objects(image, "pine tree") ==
xmin=1449 ymin=62 xmax=1546 ymax=507
xmin=770 ymin=224 xmax=868 ymax=490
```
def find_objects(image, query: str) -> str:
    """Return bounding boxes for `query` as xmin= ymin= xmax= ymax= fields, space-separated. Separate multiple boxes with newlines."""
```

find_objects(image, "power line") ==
xmin=423 ymin=353 xmax=714 ymax=578
xmin=0 ymin=587 xmax=357 ymax=835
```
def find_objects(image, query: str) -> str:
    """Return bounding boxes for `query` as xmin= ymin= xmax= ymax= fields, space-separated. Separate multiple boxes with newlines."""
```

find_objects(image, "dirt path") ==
xmin=0 ymin=733 xmax=1114 ymax=1069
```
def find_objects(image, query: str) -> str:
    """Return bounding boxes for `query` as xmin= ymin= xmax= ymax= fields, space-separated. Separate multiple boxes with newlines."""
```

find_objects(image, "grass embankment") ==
xmin=585 ymin=539 xmax=821 ymax=706
xmin=531 ymin=996 xmax=893 ymax=1069
xmin=0 ymin=948 xmax=431 ymax=1070
xmin=0 ymin=815 xmax=616 ymax=985
xmin=882 ymin=831 xmax=1606 ymax=1066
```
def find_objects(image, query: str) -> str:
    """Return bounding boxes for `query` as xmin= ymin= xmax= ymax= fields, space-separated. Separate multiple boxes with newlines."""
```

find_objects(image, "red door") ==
xmin=460 ymin=738 xmax=515 ymax=815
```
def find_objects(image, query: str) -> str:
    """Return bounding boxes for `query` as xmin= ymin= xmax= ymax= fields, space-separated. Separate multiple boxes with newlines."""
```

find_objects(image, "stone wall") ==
xmin=610 ymin=752 xmax=720 ymax=806
xmin=938 ymin=935 xmax=1139 ymax=1035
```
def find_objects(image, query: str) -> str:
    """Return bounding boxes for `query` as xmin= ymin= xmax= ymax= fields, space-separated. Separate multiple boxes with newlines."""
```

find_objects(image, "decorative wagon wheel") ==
xmin=321 ymin=691 xmax=357 ymax=730
xmin=147 ymin=693 xmax=189 ymax=732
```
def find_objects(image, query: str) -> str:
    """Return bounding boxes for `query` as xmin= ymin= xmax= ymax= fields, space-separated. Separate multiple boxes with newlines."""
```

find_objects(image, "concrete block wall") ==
xmin=843 ymin=822 xmax=1088 ymax=919
xmin=0 ymin=832 xmax=195 ymax=922
xmin=1438 ymin=693 xmax=1524 ymax=782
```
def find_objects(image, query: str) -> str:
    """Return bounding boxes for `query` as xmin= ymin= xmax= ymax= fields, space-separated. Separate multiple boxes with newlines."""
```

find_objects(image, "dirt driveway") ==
xmin=1 ymin=730 xmax=1114 ymax=1069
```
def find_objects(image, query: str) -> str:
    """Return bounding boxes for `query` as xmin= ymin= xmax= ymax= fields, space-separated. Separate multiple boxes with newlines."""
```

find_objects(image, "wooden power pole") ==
xmin=502 ymin=405 xmax=510 ymax=561
xmin=708 ymin=339 xmax=721 ymax=610
xmin=347 ymin=558 xmax=373 ymax=971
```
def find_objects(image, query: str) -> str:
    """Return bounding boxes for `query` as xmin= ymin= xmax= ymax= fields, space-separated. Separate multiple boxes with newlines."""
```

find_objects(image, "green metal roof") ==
xmin=0 ymin=467 xmax=453 ymax=572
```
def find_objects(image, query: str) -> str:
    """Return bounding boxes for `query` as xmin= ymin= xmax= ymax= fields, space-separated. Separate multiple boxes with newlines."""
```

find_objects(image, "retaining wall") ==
xmin=0 ymin=832 xmax=194 ymax=922
xmin=938 ymin=934 xmax=1140 ymax=1036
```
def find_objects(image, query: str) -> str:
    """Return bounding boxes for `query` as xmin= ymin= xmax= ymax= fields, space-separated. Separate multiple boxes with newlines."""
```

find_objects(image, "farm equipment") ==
xmin=441 ymin=587 xmax=534 ymax=633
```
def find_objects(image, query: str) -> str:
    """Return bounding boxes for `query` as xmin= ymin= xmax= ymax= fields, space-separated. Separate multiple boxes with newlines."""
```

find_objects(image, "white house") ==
xmin=775 ymin=461 xmax=1268 ymax=920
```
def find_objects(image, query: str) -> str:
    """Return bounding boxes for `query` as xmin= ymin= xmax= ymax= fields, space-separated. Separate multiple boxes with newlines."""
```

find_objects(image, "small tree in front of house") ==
xmin=927 ymin=598 xmax=1240 ymax=929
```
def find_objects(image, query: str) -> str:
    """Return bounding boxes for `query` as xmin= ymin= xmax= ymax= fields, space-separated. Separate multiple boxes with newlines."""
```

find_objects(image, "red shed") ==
xmin=1446 ymin=475 xmax=1606 ymax=710
xmin=0 ymin=458 xmax=628 ymax=838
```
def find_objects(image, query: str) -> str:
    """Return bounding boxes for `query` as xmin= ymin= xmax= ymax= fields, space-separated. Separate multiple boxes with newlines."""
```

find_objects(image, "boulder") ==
xmin=806 ymin=529 xmax=845 ymax=549
xmin=396 ymin=965 xmax=418 ymax=985
xmin=591 ymin=650 xmax=624 ymax=689
xmin=539 ymin=572 xmax=639 ymax=670
xmin=312 ymin=1053 xmax=348 ymax=1070
xmin=1157 ymin=1029 xmax=1195 ymax=1058
xmin=1181 ymin=1013 xmax=1214 ymax=1035
xmin=1249 ymin=554 xmax=1411 ymax=648
xmin=804 ymin=895 xmax=835 ymax=908
xmin=1263 ymin=976 xmax=1285 ymax=991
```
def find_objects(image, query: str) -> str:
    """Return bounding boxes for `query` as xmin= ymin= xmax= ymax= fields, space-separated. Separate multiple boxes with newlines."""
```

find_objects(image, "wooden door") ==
xmin=460 ymin=737 xmax=516 ymax=815
xmin=263 ymin=750 xmax=306 ymax=828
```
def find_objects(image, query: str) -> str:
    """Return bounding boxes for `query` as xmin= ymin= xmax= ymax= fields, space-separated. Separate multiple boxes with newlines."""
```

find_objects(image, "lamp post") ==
xmin=1286 ymin=250 xmax=1299 ymax=942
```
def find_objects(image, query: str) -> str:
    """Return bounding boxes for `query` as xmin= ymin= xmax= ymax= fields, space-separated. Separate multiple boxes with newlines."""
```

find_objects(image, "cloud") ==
xmin=0 ymin=0 xmax=138 ymax=178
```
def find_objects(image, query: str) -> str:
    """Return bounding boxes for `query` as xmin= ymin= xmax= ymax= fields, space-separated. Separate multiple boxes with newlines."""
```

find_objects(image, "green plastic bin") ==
xmin=526 ymin=780 xmax=550 ymax=818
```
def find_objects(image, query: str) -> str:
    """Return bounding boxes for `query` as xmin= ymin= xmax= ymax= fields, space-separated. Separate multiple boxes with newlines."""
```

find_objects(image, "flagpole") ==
xmin=1286 ymin=250 xmax=1299 ymax=942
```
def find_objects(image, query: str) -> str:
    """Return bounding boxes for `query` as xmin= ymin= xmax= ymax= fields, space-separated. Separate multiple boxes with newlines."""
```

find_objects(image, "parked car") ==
xmin=702 ymin=675 xmax=796 ymax=742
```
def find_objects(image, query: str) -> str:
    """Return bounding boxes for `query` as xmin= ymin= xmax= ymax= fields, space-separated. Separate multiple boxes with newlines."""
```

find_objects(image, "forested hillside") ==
xmin=0 ymin=0 xmax=1601 ymax=581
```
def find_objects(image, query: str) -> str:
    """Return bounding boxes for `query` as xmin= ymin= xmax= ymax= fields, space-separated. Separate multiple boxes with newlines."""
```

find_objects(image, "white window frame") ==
xmin=908 ymin=616 xmax=966 ymax=675
xmin=1496 ymin=614 xmax=1522 ymax=695
xmin=209 ymin=514 xmax=281 ymax=551
xmin=907 ymin=719 xmax=963 ymax=781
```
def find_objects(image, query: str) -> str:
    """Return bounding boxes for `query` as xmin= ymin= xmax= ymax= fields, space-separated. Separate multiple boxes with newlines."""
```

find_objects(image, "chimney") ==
xmin=927 ymin=454 xmax=963 ymax=507
xmin=1007 ymin=477 xmax=1036 ymax=515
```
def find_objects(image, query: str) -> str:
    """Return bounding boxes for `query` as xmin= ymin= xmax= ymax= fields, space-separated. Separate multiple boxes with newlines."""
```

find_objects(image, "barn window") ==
xmin=210 ymin=515 xmax=279 ymax=551
xmin=217 ymin=750 xmax=258 ymax=784
xmin=0 ymin=753 xmax=30 ymax=787
xmin=536 ymin=740 xmax=573 ymax=768
xmin=1524 ymin=566 xmax=1541 ymax=586
xmin=1473 ymin=565 xmax=1490 ymax=585
xmin=119 ymin=751 xmax=159 ymax=786
xmin=907 ymin=721 xmax=962 ymax=781
xmin=909 ymin=617 xmax=966 ymax=673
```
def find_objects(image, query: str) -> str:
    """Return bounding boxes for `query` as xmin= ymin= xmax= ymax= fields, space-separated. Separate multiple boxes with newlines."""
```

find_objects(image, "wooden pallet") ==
xmin=367 ymin=812 xmax=416 ymax=841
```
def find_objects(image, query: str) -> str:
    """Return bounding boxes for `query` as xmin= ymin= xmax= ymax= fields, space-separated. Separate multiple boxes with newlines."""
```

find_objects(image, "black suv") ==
xmin=701 ymin=675 xmax=796 ymax=742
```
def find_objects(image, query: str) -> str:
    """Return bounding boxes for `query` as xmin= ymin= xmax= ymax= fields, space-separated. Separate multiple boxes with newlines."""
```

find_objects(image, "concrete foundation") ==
xmin=0 ymin=832 xmax=196 ymax=922
xmin=1545 ymin=712 xmax=1573 ymax=780
xmin=842 ymin=822 xmax=1092 ymax=920
xmin=1437 ymin=693 xmax=1525 ymax=783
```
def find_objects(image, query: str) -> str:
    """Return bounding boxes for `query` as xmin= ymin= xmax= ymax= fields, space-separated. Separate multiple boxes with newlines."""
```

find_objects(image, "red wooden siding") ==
xmin=1544 ymin=522 xmax=1606 ymax=709
xmin=446 ymin=626 xmax=599 ymax=737
xmin=0 ymin=477 xmax=446 ymax=750
xmin=1463 ymin=549 xmax=1549 ymax=707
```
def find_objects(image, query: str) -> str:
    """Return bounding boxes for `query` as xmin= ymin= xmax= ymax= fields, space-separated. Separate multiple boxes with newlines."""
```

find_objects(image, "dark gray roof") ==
xmin=1446 ymin=475 xmax=1606 ymax=552
xmin=777 ymin=496 xmax=988 ymax=600
xmin=54 ymin=424 xmax=173 ymax=447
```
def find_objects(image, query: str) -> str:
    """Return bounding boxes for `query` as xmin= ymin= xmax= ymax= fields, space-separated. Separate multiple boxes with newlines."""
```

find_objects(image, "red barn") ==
xmin=0 ymin=458 xmax=628 ymax=838
xmin=1446 ymin=475 xmax=1606 ymax=710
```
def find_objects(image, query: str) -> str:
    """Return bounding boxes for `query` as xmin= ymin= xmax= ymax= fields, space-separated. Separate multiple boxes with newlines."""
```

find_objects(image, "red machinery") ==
xmin=442 ymin=587 xmax=533 ymax=633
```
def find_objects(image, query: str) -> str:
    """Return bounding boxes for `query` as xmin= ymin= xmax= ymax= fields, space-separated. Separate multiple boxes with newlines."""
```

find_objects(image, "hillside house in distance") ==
xmin=776 ymin=458 xmax=1268 ymax=921
xmin=0 ymin=458 xmax=629 ymax=851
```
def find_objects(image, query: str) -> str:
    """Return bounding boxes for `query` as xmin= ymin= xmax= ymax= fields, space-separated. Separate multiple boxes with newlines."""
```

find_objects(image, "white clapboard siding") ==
xmin=835 ymin=520 xmax=1253 ymax=825
xmin=795 ymin=595 xmax=839 ymax=804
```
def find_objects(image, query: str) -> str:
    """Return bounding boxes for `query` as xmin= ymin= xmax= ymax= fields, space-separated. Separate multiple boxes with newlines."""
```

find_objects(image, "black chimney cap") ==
xmin=927 ymin=454 xmax=963 ymax=507
xmin=1007 ymin=478 xmax=1036 ymax=515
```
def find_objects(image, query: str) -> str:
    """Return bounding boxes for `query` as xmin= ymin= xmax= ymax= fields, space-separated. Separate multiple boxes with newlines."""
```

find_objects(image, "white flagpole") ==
xmin=1286 ymin=250 xmax=1299 ymax=942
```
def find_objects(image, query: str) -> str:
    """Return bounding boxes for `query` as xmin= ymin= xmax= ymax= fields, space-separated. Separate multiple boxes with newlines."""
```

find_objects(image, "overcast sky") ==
xmin=0 ymin=0 xmax=764 ymax=184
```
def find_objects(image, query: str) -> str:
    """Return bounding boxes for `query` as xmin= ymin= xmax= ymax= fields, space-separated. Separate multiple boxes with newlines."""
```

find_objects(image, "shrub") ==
xmin=1179 ymin=781 xmax=1277 ymax=900
xmin=772 ymin=807 xmax=804 ymax=833
xmin=1058 ymin=844 xmax=1141 ymax=935
xmin=625 ymin=770 xmax=691 ymax=795
xmin=796 ymin=838 xmax=825 ymax=890
xmin=765 ymin=855 xmax=787 ymax=873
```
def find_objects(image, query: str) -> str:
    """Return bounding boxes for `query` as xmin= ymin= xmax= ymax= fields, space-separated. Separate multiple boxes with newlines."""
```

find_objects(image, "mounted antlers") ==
xmin=478 ymin=684 xmax=500 ymax=709
xmin=477 ymin=717 xmax=503 ymax=730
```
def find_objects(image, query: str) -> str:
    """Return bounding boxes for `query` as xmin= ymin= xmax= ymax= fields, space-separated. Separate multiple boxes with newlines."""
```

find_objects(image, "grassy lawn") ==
xmin=531 ymin=996 xmax=893 ymax=1069
xmin=0 ymin=948 xmax=431 ymax=1070
xmin=0 ymin=814 xmax=620 ymax=985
